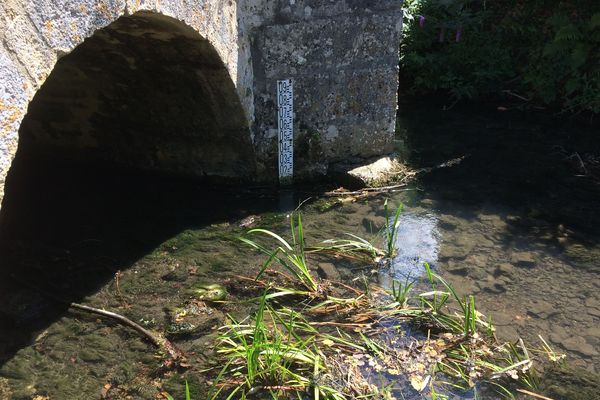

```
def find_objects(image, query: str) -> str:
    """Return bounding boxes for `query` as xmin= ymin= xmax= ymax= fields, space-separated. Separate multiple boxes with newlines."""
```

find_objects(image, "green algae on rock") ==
xmin=185 ymin=283 xmax=227 ymax=302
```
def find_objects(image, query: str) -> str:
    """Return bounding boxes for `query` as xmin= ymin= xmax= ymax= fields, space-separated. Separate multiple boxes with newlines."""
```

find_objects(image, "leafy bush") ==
xmin=400 ymin=0 xmax=600 ymax=113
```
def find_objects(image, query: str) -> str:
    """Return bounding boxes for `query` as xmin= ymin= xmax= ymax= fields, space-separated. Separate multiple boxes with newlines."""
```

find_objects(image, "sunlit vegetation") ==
xmin=187 ymin=210 xmax=564 ymax=399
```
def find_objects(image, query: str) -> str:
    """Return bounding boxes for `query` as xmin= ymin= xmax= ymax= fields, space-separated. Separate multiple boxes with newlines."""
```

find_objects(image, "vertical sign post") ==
xmin=277 ymin=79 xmax=293 ymax=184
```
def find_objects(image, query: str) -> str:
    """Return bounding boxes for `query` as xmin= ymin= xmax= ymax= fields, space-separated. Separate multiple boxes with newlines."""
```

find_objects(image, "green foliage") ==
xmin=165 ymin=381 xmax=191 ymax=400
xmin=400 ymin=0 xmax=600 ymax=113
xmin=211 ymin=291 xmax=345 ymax=400
xmin=212 ymin=214 xmax=563 ymax=399
xmin=525 ymin=10 xmax=600 ymax=113
xmin=383 ymin=199 xmax=403 ymax=258
xmin=389 ymin=276 xmax=414 ymax=308
xmin=240 ymin=213 xmax=319 ymax=292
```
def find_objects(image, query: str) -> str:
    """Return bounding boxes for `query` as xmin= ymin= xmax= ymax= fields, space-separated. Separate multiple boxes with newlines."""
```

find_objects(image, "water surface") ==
xmin=1 ymin=99 xmax=599 ymax=399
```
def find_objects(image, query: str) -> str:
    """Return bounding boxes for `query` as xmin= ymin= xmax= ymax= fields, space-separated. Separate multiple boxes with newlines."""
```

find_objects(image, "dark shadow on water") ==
xmin=398 ymin=96 xmax=600 ymax=240
xmin=0 ymin=153 xmax=297 ymax=366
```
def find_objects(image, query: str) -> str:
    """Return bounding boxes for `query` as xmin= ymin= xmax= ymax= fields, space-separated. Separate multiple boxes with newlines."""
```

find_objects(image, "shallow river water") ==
xmin=0 ymin=99 xmax=599 ymax=399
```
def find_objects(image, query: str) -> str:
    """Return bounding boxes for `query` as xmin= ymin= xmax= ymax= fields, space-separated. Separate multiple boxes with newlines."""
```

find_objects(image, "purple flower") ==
xmin=418 ymin=15 xmax=426 ymax=28
xmin=455 ymin=27 xmax=462 ymax=42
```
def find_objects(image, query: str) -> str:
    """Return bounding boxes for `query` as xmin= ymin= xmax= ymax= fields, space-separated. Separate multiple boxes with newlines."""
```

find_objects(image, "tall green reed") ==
xmin=240 ymin=213 xmax=319 ymax=292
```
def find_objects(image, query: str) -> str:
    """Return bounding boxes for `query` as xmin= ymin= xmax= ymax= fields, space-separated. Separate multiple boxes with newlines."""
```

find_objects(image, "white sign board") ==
xmin=277 ymin=79 xmax=293 ymax=183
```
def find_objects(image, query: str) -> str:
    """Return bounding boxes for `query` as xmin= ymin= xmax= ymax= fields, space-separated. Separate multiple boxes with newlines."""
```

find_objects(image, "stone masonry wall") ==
xmin=0 ymin=0 xmax=402 ymax=209
xmin=0 ymin=0 xmax=249 ymax=208
xmin=244 ymin=0 xmax=403 ymax=180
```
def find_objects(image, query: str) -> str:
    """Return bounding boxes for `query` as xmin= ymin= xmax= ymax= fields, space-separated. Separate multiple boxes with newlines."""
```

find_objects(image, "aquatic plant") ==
xmin=309 ymin=199 xmax=403 ymax=262
xmin=240 ymin=213 xmax=319 ymax=292
xmin=307 ymin=233 xmax=384 ymax=262
xmin=420 ymin=262 xmax=480 ymax=336
xmin=165 ymin=381 xmax=191 ymax=400
xmin=383 ymin=199 xmax=403 ymax=258
xmin=213 ymin=215 xmax=562 ymax=399
xmin=387 ymin=276 xmax=415 ymax=309
xmin=210 ymin=291 xmax=345 ymax=400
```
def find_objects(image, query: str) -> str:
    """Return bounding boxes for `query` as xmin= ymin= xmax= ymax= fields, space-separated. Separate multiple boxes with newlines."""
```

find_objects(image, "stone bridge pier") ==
xmin=0 ymin=0 xmax=402 ymax=209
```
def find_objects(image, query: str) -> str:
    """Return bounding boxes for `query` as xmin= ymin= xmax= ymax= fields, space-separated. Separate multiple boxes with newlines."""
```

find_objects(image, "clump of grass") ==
xmin=308 ymin=199 xmax=403 ymax=263
xmin=165 ymin=381 xmax=191 ymax=400
xmin=388 ymin=276 xmax=414 ymax=308
xmin=240 ymin=213 xmax=319 ymax=292
xmin=417 ymin=262 xmax=483 ymax=336
xmin=383 ymin=199 xmax=403 ymax=258
xmin=307 ymin=233 xmax=384 ymax=262
xmin=210 ymin=291 xmax=345 ymax=400
xmin=208 ymin=213 xmax=562 ymax=400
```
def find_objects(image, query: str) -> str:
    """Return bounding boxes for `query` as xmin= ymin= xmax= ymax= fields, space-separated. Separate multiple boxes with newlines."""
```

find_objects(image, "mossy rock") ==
xmin=314 ymin=198 xmax=342 ymax=213
xmin=540 ymin=365 xmax=600 ymax=400
xmin=563 ymin=244 xmax=600 ymax=272
xmin=162 ymin=375 xmax=205 ymax=398
xmin=185 ymin=283 xmax=227 ymax=301
xmin=166 ymin=321 xmax=200 ymax=337
xmin=164 ymin=302 xmax=220 ymax=338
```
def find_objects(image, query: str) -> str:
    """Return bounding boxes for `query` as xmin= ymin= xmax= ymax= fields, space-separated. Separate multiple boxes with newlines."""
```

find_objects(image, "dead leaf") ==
xmin=410 ymin=374 xmax=431 ymax=392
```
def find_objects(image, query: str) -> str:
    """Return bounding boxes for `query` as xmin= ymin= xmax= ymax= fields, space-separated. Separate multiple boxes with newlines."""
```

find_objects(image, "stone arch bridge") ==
xmin=0 ymin=0 xmax=402 ymax=208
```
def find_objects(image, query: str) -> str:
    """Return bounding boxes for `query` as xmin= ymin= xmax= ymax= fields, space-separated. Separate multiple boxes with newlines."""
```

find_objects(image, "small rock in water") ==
xmin=318 ymin=262 xmax=341 ymax=281
xmin=346 ymin=155 xmax=408 ymax=186
xmin=510 ymin=251 xmax=536 ymax=267
xmin=478 ymin=279 xmax=506 ymax=294
xmin=440 ymin=236 xmax=475 ymax=260
xmin=186 ymin=283 xmax=227 ymax=301
xmin=495 ymin=325 xmax=519 ymax=342
xmin=551 ymin=324 xmax=569 ymax=338
xmin=494 ymin=263 xmax=516 ymax=278
xmin=527 ymin=299 xmax=557 ymax=319
xmin=587 ymin=308 xmax=600 ymax=318
xmin=420 ymin=198 xmax=435 ymax=207
xmin=465 ymin=253 xmax=488 ymax=267
xmin=238 ymin=215 xmax=260 ymax=228
xmin=362 ymin=216 xmax=387 ymax=232
xmin=583 ymin=327 xmax=600 ymax=346
xmin=491 ymin=311 xmax=514 ymax=326
xmin=584 ymin=297 xmax=600 ymax=309
xmin=561 ymin=336 xmax=599 ymax=357
xmin=445 ymin=260 xmax=468 ymax=276
xmin=162 ymin=265 xmax=189 ymax=282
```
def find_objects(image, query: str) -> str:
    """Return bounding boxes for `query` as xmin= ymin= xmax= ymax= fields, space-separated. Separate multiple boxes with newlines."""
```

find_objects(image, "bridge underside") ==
xmin=14 ymin=12 xmax=255 ymax=181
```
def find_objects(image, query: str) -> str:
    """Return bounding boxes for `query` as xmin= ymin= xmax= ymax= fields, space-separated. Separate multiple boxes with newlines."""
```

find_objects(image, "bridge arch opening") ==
xmin=0 ymin=11 xmax=260 ymax=358
xmin=8 ymin=11 xmax=255 ymax=182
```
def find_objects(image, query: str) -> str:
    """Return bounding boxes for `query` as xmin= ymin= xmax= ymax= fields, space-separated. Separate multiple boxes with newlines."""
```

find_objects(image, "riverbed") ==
xmin=0 ymin=99 xmax=599 ymax=399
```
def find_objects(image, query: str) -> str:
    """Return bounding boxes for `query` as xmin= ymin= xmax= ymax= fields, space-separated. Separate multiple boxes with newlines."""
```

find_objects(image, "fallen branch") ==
xmin=69 ymin=302 xmax=184 ymax=362
xmin=324 ymin=183 xmax=410 ymax=197
xmin=502 ymin=90 xmax=531 ymax=102
xmin=9 ymin=274 xmax=184 ymax=365
xmin=516 ymin=388 xmax=555 ymax=400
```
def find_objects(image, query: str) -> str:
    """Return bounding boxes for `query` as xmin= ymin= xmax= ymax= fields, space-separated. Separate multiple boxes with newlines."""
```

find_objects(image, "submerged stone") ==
xmin=185 ymin=283 xmax=227 ymax=301
xmin=560 ymin=336 xmax=599 ymax=357
xmin=346 ymin=156 xmax=412 ymax=187
xmin=166 ymin=322 xmax=199 ymax=337
xmin=541 ymin=365 xmax=600 ymax=400
xmin=318 ymin=262 xmax=341 ymax=281
xmin=510 ymin=251 xmax=536 ymax=267
xmin=165 ymin=301 xmax=220 ymax=339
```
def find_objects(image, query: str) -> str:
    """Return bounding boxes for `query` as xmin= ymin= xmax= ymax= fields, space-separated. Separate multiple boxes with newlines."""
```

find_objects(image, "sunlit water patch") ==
xmin=378 ymin=212 xmax=439 ymax=289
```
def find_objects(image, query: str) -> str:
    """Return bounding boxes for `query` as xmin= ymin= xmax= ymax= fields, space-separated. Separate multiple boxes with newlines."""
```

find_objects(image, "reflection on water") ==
xmin=379 ymin=212 xmax=439 ymax=288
